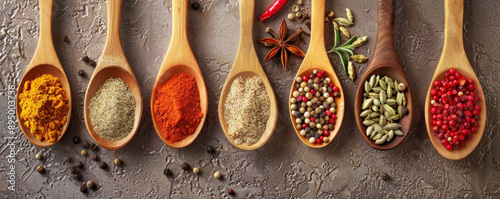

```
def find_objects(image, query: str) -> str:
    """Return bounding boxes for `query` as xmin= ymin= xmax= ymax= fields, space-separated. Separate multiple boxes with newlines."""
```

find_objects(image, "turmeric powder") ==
xmin=19 ymin=74 xmax=69 ymax=143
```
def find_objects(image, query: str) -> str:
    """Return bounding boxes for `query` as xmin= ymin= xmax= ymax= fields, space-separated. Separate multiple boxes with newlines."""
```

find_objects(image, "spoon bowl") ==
xmin=289 ymin=0 xmax=345 ymax=148
xmin=354 ymin=0 xmax=414 ymax=150
xmin=84 ymin=0 xmax=143 ymax=151
xmin=151 ymin=0 xmax=208 ymax=149
xmin=16 ymin=0 xmax=72 ymax=147
xmin=151 ymin=64 xmax=208 ymax=149
xmin=424 ymin=0 xmax=486 ymax=160
xmin=218 ymin=0 xmax=278 ymax=151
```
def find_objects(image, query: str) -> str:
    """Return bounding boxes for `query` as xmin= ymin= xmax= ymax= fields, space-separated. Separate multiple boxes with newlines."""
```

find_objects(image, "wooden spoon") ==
xmin=288 ymin=0 xmax=345 ymax=148
xmin=16 ymin=0 xmax=72 ymax=147
xmin=84 ymin=0 xmax=143 ymax=151
xmin=424 ymin=0 xmax=487 ymax=160
xmin=151 ymin=0 xmax=208 ymax=149
xmin=354 ymin=0 xmax=414 ymax=150
xmin=218 ymin=0 xmax=278 ymax=151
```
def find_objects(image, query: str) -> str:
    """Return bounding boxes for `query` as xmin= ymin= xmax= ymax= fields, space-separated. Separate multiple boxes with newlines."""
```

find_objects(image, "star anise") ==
xmin=258 ymin=19 xmax=305 ymax=70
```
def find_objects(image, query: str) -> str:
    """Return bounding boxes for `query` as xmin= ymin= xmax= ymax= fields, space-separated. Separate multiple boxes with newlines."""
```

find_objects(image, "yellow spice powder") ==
xmin=19 ymin=74 xmax=69 ymax=143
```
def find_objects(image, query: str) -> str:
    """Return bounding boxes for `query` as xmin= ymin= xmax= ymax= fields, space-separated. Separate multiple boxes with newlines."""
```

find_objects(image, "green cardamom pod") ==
xmin=352 ymin=36 xmax=367 ymax=47
xmin=340 ymin=27 xmax=350 ymax=38
xmin=351 ymin=54 xmax=368 ymax=63
xmin=334 ymin=17 xmax=354 ymax=26
xmin=346 ymin=8 xmax=354 ymax=23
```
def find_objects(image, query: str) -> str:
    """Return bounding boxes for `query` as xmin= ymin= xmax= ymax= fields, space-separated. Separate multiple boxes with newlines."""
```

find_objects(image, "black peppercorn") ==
xmin=78 ymin=70 xmax=85 ymax=77
xmin=380 ymin=172 xmax=390 ymax=180
xmin=80 ymin=185 xmax=87 ymax=193
xmin=314 ymin=133 xmax=320 ymax=139
xmin=181 ymin=162 xmax=190 ymax=171
xmin=228 ymin=189 xmax=234 ymax=195
xmin=92 ymin=155 xmax=99 ymax=161
xmin=164 ymin=168 xmax=172 ymax=176
xmin=75 ymin=161 xmax=83 ymax=168
xmin=73 ymin=173 xmax=81 ymax=180
xmin=99 ymin=162 xmax=107 ymax=169
xmin=81 ymin=141 xmax=90 ymax=148
xmin=73 ymin=136 xmax=81 ymax=144
xmin=306 ymin=134 xmax=311 ymax=139
xmin=82 ymin=56 xmax=90 ymax=63
xmin=190 ymin=2 xmax=200 ymax=10
xmin=205 ymin=146 xmax=215 ymax=154
xmin=90 ymin=143 xmax=99 ymax=152
xmin=69 ymin=166 xmax=78 ymax=174
xmin=89 ymin=60 xmax=96 ymax=67
xmin=64 ymin=156 xmax=71 ymax=163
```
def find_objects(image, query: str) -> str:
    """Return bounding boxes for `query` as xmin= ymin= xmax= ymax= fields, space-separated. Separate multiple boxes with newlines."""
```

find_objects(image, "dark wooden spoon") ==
xmin=354 ymin=0 xmax=414 ymax=150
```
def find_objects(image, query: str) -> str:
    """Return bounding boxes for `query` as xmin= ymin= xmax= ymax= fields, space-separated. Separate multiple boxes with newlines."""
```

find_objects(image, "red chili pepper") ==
xmin=259 ymin=0 xmax=289 ymax=21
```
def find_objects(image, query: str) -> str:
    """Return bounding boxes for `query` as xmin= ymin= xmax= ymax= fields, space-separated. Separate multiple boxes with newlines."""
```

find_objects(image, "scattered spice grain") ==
xmin=36 ymin=153 xmax=43 ymax=160
xmin=228 ymin=189 xmax=234 ymax=195
xmin=181 ymin=162 xmax=190 ymax=171
xmin=164 ymin=168 xmax=172 ymax=176
xmin=193 ymin=167 xmax=200 ymax=174
xmin=64 ymin=157 xmax=71 ymax=163
xmin=90 ymin=143 xmax=99 ymax=152
xmin=380 ymin=172 xmax=390 ymax=180
xmin=223 ymin=76 xmax=270 ymax=146
xmin=99 ymin=162 xmax=107 ymax=169
xmin=78 ymin=70 xmax=85 ymax=77
xmin=86 ymin=181 xmax=95 ymax=189
xmin=69 ymin=166 xmax=78 ymax=174
xmin=63 ymin=35 xmax=69 ymax=42
xmin=81 ymin=150 xmax=87 ymax=156
xmin=89 ymin=78 xmax=135 ymax=141
xmin=114 ymin=159 xmax=122 ymax=166
xmin=36 ymin=166 xmax=45 ymax=173
xmin=205 ymin=146 xmax=215 ymax=154
xmin=73 ymin=136 xmax=81 ymax=144
xmin=75 ymin=161 xmax=83 ymax=168
xmin=81 ymin=141 xmax=90 ymax=148
xmin=91 ymin=155 xmax=99 ymax=161
xmin=213 ymin=171 xmax=222 ymax=179
xmin=80 ymin=185 xmax=87 ymax=193
xmin=73 ymin=173 xmax=81 ymax=180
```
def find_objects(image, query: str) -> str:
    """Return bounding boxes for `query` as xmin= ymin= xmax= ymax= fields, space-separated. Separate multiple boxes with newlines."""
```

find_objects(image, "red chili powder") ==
xmin=153 ymin=73 xmax=203 ymax=143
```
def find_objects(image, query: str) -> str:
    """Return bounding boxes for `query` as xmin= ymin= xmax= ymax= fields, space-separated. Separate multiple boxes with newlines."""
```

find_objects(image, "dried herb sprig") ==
xmin=327 ymin=27 xmax=357 ymax=76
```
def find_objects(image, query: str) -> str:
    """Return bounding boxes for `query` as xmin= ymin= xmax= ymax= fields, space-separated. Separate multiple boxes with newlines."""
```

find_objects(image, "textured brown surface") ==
xmin=0 ymin=0 xmax=499 ymax=198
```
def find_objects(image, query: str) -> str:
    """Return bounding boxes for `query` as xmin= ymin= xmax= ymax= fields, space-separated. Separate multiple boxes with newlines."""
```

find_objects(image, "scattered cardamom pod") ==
xmin=351 ymin=54 xmax=368 ymax=63
xmin=334 ymin=17 xmax=353 ymax=26
xmin=340 ymin=27 xmax=350 ymax=38
xmin=332 ymin=21 xmax=339 ymax=31
xmin=352 ymin=36 xmax=367 ymax=47
xmin=346 ymin=8 xmax=354 ymax=23
xmin=348 ymin=61 xmax=355 ymax=80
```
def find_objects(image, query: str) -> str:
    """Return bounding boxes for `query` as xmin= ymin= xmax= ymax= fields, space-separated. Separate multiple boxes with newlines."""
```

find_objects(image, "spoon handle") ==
xmin=162 ymin=0 xmax=196 ymax=69
xmin=232 ymin=0 xmax=260 ymax=72
xmin=98 ymin=0 xmax=130 ymax=71
xmin=369 ymin=0 xmax=402 ymax=70
xmin=30 ymin=0 xmax=60 ymax=69
xmin=307 ymin=0 xmax=326 ymax=56
xmin=440 ymin=0 xmax=466 ymax=65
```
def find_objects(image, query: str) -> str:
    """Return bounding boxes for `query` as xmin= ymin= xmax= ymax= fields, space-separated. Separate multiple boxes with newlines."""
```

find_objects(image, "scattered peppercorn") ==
xmin=81 ymin=150 xmax=87 ymax=156
xmin=73 ymin=173 xmax=81 ymax=180
xmin=92 ymin=155 xmax=99 ymax=161
xmin=88 ymin=60 xmax=96 ymax=67
xmin=205 ymin=146 xmax=215 ymax=154
xmin=36 ymin=166 xmax=45 ymax=173
xmin=73 ymin=136 xmax=81 ymax=144
xmin=81 ymin=141 xmax=90 ymax=148
xmin=35 ymin=153 xmax=43 ymax=160
xmin=86 ymin=180 xmax=95 ymax=189
xmin=64 ymin=35 xmax=69 ymax=43
xmin=78 ymin=70 xmax=85 ymax=77
xmin=380 ymin=172 xmax=390 ymax=180
xmin=164 ymin=168 xmax=172 ymax=176
xmin=181 ymin=162 xmax=190 ymax=171
xmin=228 ymin=189 xmax=234 ymax=195
xmin=190 ymin=2 xmax=200 ymax=10
xmin=64 ymin=156 xmax=71 ymax=163
xmin=90 ymin=143 xmax=99 ymax=152
xmin=80 ymin=185 xmax=87 ymax=193
xmin=75 ymin=161 xmax=83 ymax=168
xmin=114 ymin=158 xmax=122 ymax=166
xmin=69 ymin=166 xmax=78 ymax=174
xmin=99 ymin=162 xmax=108 ymax=169
xmin=82 ymin=56 xmax=90 ymax=63
xmin=193 ymin=167 xmax=200 ymax=174
xmin=213 ymin=171 xmax=222 ymax=179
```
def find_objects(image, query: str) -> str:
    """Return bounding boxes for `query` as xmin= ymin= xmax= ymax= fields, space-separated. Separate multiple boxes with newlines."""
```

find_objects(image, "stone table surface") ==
xmin=1 ymin=0 xmax=499 ymax=198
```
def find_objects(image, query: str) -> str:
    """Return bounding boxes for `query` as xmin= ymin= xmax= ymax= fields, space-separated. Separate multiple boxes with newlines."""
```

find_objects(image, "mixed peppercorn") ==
xmin=430 ymin=69 xmax=480 ymax=150
xmin=290 ymin=70 xmax=340 ymax=144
